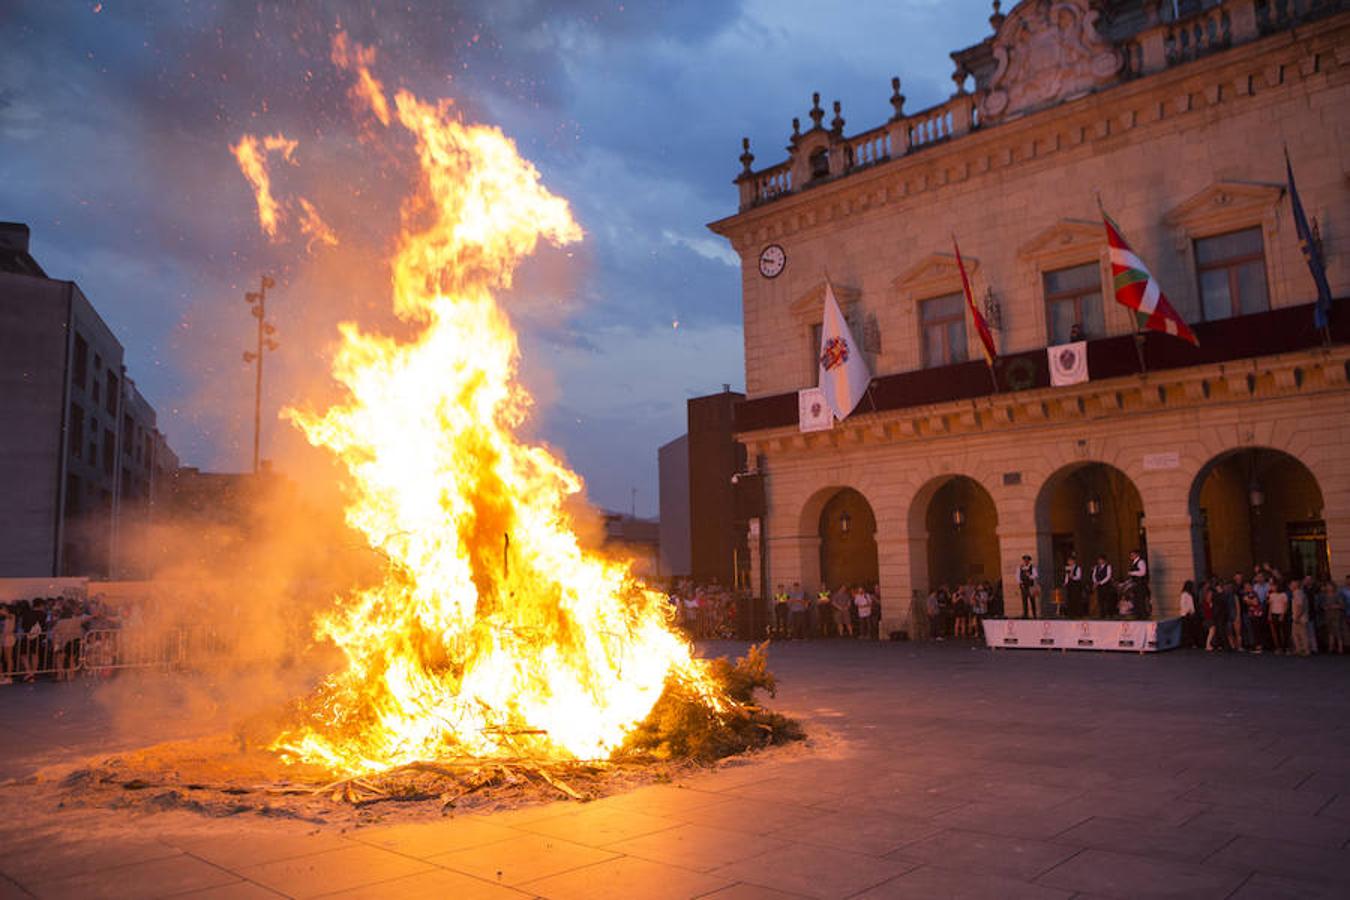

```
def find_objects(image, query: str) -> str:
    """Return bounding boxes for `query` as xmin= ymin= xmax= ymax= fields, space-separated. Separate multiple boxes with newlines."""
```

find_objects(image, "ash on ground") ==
xmin=8 ymin=644 xmax=804 ymax=827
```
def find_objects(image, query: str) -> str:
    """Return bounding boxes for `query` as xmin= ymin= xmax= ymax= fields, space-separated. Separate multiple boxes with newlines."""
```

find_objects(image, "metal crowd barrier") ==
xmin=2 ymin=626 xmax=226 ymax=683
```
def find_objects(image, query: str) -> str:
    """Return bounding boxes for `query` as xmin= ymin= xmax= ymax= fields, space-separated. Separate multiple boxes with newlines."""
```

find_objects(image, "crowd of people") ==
xmin=0 ymin=594 xmax=132 ymax=684
xmin=1179 ymin=566 xmax=1350 ymax=655
xmin=913 ymin=581 xmax=1003 ymax=640
xmin=666 ymin=580 xmax=741 ymax=639
xmin=771 ymin=583 xmax=884 ymax=640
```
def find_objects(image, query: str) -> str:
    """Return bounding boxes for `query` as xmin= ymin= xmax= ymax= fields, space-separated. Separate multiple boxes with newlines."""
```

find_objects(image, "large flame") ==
xmin=268 ymin=41 xmax=718 ymax=774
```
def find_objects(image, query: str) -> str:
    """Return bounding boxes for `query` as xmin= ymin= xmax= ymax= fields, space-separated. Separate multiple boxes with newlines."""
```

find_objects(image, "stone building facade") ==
xmin=708 ymin=0 xmax=1349 ymax=634
xmin=0 ymin=222 xmax=179 ymax=578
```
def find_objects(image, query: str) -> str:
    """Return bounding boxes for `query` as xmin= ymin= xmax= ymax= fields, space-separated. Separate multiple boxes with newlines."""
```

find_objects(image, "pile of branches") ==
xmin=44 ymin=644 xmax=801 ymax=820
xmin=620 ymin=642 xmax=803 ymax=761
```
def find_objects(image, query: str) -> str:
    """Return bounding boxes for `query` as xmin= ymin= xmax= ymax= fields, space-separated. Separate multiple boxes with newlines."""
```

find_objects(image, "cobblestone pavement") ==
xmin=2 ymin=640 xmax=1349 ymax=899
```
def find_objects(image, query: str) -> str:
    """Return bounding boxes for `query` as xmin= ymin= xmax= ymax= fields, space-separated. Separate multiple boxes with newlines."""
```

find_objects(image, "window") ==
xmin=103 ymin=427 xmax=115 ymax=476
xmin=123 ymin=415 xmax=134 ymax=455
xmin=1043 ymin=262 xmax=1104 ymax=345
xmin=68 ymin=404 xmax=84 ymax=458
xmin=72 ymin=334 xmax=88 ymax=391
xmin=809 ymin=148 xmax=829 ymax=180
xmin=105 ymin=371 xmax=118 ymax=416
xmin=919 ymin=293 xmax=968 ymax=368
xmin=65 ymin=474 xmax=81 ymax=519
xmin=1196 ymin=226 xmax=1268 ymax=321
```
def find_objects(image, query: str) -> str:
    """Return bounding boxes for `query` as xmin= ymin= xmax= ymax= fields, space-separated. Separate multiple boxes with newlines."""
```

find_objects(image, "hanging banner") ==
xmin=1047 ymin=340 xmax=1089 ymax=386
xmin=798 ymin=387 xmax=833 ymax=432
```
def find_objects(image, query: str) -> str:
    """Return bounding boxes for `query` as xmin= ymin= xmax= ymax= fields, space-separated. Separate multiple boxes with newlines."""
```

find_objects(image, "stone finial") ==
xmin=990 ymin=0 xmax=1005 ymax=30
xmin=809 ymin=92 xmax=825 ymax=129
xmin=890 ymin=76 xmax=906 ymax=119
xmin=830 ymin=100 xmax=845 ymax=136
xmin=788 ymin=116 xmax=801 ymax=150
xmin=952 ymin=67 xmax=968 ymax=95
xmin=739 ymin=137 xmax=754 ymax=174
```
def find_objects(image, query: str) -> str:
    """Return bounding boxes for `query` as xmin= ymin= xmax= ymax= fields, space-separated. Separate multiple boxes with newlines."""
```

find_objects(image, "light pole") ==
xmin=242 ymin=275 xmax=278 ymax=474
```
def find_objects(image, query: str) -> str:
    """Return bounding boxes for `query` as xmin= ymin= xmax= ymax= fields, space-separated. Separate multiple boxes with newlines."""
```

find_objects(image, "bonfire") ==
xmin=153 ymin=35 xmax=795 ymax=811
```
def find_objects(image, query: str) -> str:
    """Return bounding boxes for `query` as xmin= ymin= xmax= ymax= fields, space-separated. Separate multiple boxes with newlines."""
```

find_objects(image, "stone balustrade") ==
xmin=733 ymin=0 xmax=1343 ymax=212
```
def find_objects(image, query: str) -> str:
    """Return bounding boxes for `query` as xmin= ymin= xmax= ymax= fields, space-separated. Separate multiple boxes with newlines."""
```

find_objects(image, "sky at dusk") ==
xmin=2 ymin=0 xmax=996 ymax=517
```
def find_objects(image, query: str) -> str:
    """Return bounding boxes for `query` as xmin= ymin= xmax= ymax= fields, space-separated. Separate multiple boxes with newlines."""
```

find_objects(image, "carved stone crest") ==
xmin=980 ymin=0 xmax=1122 ymax=122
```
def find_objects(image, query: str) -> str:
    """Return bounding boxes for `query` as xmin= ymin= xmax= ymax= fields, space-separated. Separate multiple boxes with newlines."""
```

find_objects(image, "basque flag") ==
xmin=1285 ymin=150 xmax=1334 ymax=330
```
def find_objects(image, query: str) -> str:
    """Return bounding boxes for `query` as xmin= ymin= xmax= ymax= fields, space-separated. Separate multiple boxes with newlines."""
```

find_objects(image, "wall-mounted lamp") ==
xmin=840 ymin=510 xmax=852 ymax=534
xmin=1086 ymin=495 xmax=1102 ymax=518
xmin=951 ymin=506 xmax=966 ymax=530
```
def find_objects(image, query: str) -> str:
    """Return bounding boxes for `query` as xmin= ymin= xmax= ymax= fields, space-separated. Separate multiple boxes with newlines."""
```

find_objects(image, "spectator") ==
xmin=1178 ymin=581 xmax=1199 ymax=648
xmin=0 ymin=604 xmax=15 ymax=684
xmin=853 ymin=585 xmax=875 ymax=639
xmin=816 ymin=584 xmax=835 ymax=637
xmin=1290 ymin=580 xmax=1312 ymax=657
xmin=1267 ymin=580 xmax=1290 ymax=654
xmin=832 ymin=585 xmax=855 ymax=638
xmin=1322 ymin=582 xmax=1345 ymax=655
xmin=787 ymin=583 xmax=808 ymax=640
xmin=773 ymin=584 xmax=789 ymax=639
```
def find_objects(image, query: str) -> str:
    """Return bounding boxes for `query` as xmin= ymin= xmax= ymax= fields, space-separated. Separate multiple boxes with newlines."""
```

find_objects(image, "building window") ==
xmin=1043 ymin=262 xmax=1104 ymax=345
xmin=73 ymin=334 xmax=88 ymax=391
xmin=103 ymin=427 xmax=115 ymax=476
xmin=65 ymin=474 xmax=81 ymax=519
xmin=1196 ymin=226 xmax=1268 ymax=321
xmin=919 ymin=292 xmax=968 ymax=368
xmin=809 ymin=148 xmax=829 ymax=180
xmin=123 ymin=415 xmax=134 ymax=455
xmin=105 ymin=371 xmax=118 ymax=416
xmin=69 ymin=404 xmax=84 ymax=459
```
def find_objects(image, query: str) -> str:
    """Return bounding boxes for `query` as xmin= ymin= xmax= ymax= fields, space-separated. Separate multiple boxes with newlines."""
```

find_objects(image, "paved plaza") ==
xmin=2 ymin=641 xmax=1350 ymax=899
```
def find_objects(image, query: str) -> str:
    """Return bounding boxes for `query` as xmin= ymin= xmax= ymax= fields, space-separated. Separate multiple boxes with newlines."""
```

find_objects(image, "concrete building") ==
xmin=0 ymin=222 xmax=179 ymax=578
xmin=658 ymin=434 xmax=691 ymax=579
xmin=708 ymin=0 xmax=1349 ymax=635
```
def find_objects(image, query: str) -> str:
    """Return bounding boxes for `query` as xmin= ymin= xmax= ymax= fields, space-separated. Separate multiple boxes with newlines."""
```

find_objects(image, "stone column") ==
xmin=1325 ymin=513 xmax=1350 ymax=582
xmin=1141 ymin=512 xmax=1198 ymax=619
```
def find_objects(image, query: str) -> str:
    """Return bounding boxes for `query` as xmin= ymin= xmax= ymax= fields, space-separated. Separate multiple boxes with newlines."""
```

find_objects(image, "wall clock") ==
xmin=758 ymin=243 xmax=786 ymax=279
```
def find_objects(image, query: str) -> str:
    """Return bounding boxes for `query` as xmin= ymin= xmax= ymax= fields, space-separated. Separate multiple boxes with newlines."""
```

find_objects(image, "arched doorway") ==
xmin=1035 ymin=462 xmax=1147 ymax=596
xmin=818 ymin=488 xmax=879 ymax=591
xmin=923 ymin=476 xmax=1000 ymax=590
xmin=1191 ymin=448 xmax=1326 ymax=580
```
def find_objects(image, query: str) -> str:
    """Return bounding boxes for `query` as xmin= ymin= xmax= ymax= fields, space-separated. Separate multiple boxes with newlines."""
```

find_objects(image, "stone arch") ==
xmin=813 ymin=487 xmax=879 ymax=593
xmin=1188 ymin=447 xmax=1327 ymax=580
xmin=1034 ymin=461 xmax=1147 ymax=598
xmin=906 ymin=473 xmax=1002 ymax=596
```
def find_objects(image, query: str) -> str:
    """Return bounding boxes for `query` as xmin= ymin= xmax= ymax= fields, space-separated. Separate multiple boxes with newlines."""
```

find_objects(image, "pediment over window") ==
xmin=892 ymin=253 xmax=975 ymax=301
xmin=1165 ymin=181 xmax=1285 ymax=235
xmin=790 ymin=281 xmax=860 ymax=322
xmin=1017 ymin=219 xmax=1102 ymax=261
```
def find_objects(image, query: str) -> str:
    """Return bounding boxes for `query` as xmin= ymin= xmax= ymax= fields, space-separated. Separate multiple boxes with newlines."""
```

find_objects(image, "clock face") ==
xmin=758 ymin=243 xmax=786 ymax=279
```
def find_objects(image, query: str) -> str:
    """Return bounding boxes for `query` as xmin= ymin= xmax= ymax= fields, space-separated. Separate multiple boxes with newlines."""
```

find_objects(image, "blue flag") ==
xmin=1285 ymin=150 xmax=1333 ymax=330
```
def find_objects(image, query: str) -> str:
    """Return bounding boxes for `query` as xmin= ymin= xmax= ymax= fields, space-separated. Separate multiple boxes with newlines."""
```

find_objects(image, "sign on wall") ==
xmin=1142 ymin=451 xmax=1180 ymax=470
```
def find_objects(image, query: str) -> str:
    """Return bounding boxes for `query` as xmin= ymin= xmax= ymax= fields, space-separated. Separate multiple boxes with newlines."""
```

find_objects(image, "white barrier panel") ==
xmin=982 ymin=617 xmax=1183 ymax=653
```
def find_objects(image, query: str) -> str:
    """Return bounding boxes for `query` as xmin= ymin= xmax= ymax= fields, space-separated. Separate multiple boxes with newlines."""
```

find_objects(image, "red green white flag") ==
xmin=1103 ymin=210 xmax=1198 ymax=346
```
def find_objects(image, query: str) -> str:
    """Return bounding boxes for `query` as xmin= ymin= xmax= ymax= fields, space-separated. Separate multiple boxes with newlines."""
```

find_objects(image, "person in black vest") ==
xmin=1126 ymin=550 xmax=1150 ymax=619
xmin=1091 ymin=554 xmax=1114 ymax=619
xmin=1062 ymin=553 xmax=1085 ymax=618
xmin=1018 ymin=555 xmax=1039 ymax=618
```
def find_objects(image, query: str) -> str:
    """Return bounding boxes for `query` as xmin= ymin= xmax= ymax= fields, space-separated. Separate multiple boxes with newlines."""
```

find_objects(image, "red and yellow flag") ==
xmin=953 ymin=237 xmax=997 ymax=367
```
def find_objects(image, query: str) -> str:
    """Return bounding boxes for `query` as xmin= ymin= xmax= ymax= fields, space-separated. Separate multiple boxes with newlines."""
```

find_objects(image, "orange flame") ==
xmin=297 ymin=198 xmax=339 ymax=251
xmin=230 ymin=133 xmax=298 ymax=240
xmin=270 ymin=38 xmax=719 ymax=773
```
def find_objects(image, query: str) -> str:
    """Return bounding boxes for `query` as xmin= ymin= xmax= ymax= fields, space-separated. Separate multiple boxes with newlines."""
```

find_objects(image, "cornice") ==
xmin=738 ymin=346 xmax=1350 ymax=456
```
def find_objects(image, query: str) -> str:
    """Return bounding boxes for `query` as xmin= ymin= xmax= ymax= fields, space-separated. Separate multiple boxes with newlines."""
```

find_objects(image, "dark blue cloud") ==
xmin=1 ymin=0 xmax=994 ymax=515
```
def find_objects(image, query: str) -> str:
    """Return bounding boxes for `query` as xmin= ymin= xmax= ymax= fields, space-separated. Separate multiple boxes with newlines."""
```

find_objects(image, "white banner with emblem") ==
xmin=798 ymin=387 xmax=833 ymax=432
xmin=981 ymin=617 xmax=1182 ymax=652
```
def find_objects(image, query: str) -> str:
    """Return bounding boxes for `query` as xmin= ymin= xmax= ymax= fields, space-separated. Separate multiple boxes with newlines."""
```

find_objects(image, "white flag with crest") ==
xmin=817 ymin=282 xmax=871 ymax=421
xmin=1047 ymin=340 xmax=1089 ymax=386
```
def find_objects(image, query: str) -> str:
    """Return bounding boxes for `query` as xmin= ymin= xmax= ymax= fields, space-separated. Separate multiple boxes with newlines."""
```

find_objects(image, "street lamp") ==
xmin=242 ymin=275 xmax=279 ymax=474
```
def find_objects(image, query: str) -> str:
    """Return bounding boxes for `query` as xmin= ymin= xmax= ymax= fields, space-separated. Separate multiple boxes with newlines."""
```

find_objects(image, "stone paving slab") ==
xmin=3 ymin=640 xmax=1350 ymax=899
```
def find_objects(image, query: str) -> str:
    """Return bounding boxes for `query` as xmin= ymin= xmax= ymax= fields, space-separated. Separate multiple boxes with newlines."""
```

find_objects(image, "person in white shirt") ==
xmin=1126 ymin=550 xmax=1150 ymax=619
xmin=1018 ymin=555 xmax=1039 ymax=618
xmin=1062 ymin=554 xmax=1085 ymax=618
xmin=1091 ymin=555 xmax=1114 ymax=619
xmin=1178 ymin=580 xmax=1199 ymax=647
